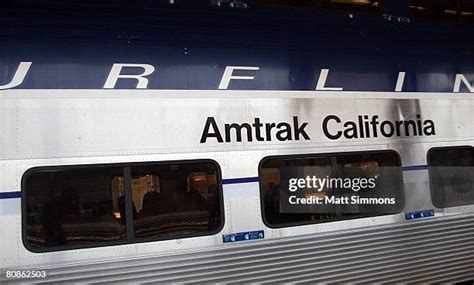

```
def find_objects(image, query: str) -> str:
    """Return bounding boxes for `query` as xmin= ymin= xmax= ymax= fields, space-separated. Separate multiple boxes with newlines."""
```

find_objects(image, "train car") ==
xmin=1 ymin=0 xmax=474 ymax=283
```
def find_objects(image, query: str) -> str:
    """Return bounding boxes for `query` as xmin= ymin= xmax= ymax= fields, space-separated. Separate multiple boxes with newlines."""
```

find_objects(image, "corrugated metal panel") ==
xmin=2 ymin=213 xmax=473 ymax=283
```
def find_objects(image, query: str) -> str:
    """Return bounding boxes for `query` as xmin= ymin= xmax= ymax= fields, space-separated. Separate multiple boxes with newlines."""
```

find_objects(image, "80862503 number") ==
xmin=5 ymin=270 xmax=47 ymax=279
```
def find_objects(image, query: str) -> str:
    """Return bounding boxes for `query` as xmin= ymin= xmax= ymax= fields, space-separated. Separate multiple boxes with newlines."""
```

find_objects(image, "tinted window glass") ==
xmin=259 ymin=150 xmax=404 ymax=228
xmin=428 ymin=146 xmax=474 ymax=208
xmin=131 ymin=163 xmax=221 ymax=239
xmin=23 ymin=160 xmax=223 ymax=252
xmin=24 ymin=167 xmax=126 ymax=251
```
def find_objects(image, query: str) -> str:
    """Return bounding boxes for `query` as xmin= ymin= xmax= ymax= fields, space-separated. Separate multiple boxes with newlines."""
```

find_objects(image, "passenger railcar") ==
xmin=1 ymin=0 xmax=474 ymax=283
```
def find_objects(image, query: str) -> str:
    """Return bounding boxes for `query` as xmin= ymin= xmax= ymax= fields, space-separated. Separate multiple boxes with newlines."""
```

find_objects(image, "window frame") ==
xmin=21 ymin=159 xmax=225 ymax=253
xmin=427 ymin=145 xmax=474 ymax=209
xmin=258 ymin=149 xmax=405 ymax=229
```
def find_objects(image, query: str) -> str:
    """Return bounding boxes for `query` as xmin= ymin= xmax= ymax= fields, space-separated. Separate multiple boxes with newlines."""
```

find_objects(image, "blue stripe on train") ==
xmin=0 ymin=165 xmax=429 ymax=200
xmin=402 ymin=165 xmax=429 ymax=171
xmin=0 ymin=191 xmax=21 ymax=199
xmin=222 ymin=177 xmax=260 ymax=184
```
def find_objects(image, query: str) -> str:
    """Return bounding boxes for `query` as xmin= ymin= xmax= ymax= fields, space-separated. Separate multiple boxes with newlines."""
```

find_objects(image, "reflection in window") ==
xmin=23 ymin=161 xmax=222 ymax=252
xmin=131 ymin=163 xmax=221 ymax=239
xmin=259 ymin=151 xmax=404 ymax=228
xmin=336 ymin=153 xmax=404 ymax=213
xmin=428 ymin=146 xmax=474 ymax=208
xmin=260 ymin=156 xmax=332 ymax=225
xmin=25 ymin=168 xmax=126 ymax=251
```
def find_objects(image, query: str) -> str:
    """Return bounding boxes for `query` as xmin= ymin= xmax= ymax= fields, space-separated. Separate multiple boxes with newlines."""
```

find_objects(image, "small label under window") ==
xmin=222 ymin=230 xmax=264 ymax=243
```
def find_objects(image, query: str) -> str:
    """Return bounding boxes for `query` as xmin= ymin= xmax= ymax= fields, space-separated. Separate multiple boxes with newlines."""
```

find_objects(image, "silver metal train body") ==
xmin=0 ymin=90 xmax=473 ymax=283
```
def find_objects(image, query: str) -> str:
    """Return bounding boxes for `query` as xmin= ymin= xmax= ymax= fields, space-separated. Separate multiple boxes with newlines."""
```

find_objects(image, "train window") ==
xmin=259 ymin=150 xmax=404 ymax=228
xmin=23 ymin=160 xmax=223 ymax=252
xmin=428 ymin=146 xmax=474 ymax=208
